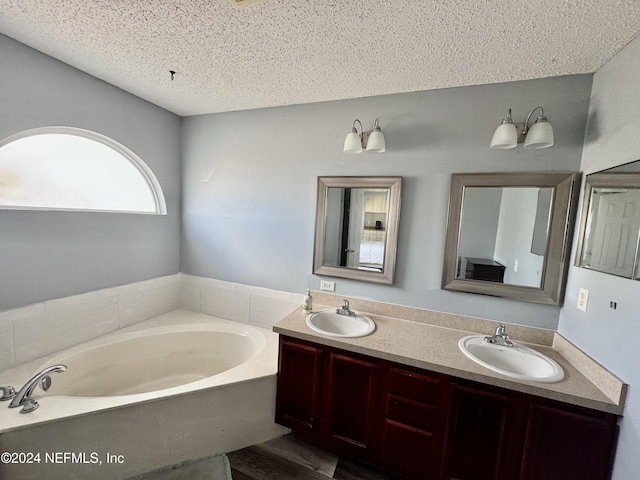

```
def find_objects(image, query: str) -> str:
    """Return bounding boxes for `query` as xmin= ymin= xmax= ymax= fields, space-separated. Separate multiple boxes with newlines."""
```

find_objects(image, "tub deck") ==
xmin=0 ymin=309 xmax=279 ymax=434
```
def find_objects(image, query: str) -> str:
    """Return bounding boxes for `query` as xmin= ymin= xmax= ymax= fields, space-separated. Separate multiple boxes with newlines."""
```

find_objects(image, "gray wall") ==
xmin=181 ymin=74 xmax=592 ymax=329
xmin=558 ymin=34 xmax=640 ymax=480
xmin=0 ymin=34 xmax=181 ymax=310
xmin=458 ymin=188 xmax=502 ymax=261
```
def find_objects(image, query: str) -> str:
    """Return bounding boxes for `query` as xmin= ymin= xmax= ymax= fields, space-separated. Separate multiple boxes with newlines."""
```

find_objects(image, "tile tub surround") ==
xmin=274 ymin=294 xmax=627 ymax=415
xmin=0 ymin=273 xmax=300 ymax=373
xmin=178 ymin=274 xmax=300 ymax=329
xmin=0 ymin=274 xmax=180 ymax=372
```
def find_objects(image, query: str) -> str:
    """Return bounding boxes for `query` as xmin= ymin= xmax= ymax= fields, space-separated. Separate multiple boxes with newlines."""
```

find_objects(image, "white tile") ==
xmin=261 ymin=288 xmax=298 ymax=303
xmin=0 ymin=305 xmax=44 ymax=370
xmin=119 ymin=284 xmax=179 ymax=328
xmin=235 ymin=283 xmax=265 ymax=297
xmin=44 ymin=291 xmax=102 ymax=316
xmin=180 ymin=273 xmax=203 ymax=285
xmin=179 ymin=273 xmax=202 ymax=285
xmin=0 ymin=320 xmax=15 ymax=372
xmin=179 ymin=275 xmax=204 ymax=292
xmin=184 ymin=274 xmax=236 ymax=292
xmin=180 ymin=283 xmax=201 ymax=312
xmin=200 ymin=286 xmax=250 ymax=323
xmin=205 ymin=278 xmax=237 ymax=292
xmin=96 ymin=285 xmax=126 ymax=300
xmin=0 ymin=304 xmax=45 ymax=323
xmin=135 ymin=274 xmax=179 ymax=292
xmin=14 ymin=300 xmax=119 ymax=364
xmin=249 ymin=296 xmax=298 ymax=329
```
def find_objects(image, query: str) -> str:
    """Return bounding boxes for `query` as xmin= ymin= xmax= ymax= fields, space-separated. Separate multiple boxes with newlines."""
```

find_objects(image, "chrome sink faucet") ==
xmin=9 ymin=364 xmax=67 ymax=413
xmin=484 ymin=325 xmax=514 ymax=347
xmin=336 ymin=300 xmax=356 ymax=317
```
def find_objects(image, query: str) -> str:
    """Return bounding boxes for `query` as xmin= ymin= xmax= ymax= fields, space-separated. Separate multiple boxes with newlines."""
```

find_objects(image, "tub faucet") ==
xmin=9 ymin=364 xmax=67 ymax=413
xmin=336 ymin=300 xmax=356 ymax=317
xmin=484 ymin=325 xmax=513 ymax=347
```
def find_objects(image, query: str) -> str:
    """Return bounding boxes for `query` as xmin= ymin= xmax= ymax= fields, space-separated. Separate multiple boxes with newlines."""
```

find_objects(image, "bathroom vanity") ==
xmin=274 ymin=303 xmax=624 ymax=480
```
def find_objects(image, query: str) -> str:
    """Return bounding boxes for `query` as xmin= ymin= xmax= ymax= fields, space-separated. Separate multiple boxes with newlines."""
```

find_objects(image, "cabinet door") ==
xmin=379 ymin=366 xmax=448 ymax=479
xmin=322 ymin=351 xmax=380 ymax=457
xmin=441 ymin=383 xmax=524 ymax=480
xmin=520 ymin=402 xmax=618 ymax=480
xmin=275 ymin=337 xmax=324 ymax=433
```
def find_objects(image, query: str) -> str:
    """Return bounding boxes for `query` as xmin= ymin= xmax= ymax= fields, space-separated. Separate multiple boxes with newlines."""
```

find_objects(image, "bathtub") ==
xmin=0 ymin=309 xmax=288 ymax=479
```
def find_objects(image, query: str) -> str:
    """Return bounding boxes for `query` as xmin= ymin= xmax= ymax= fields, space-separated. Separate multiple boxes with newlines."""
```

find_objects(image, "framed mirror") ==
xmin=313 ymin=176 xmax=402 ymax=285
xmin=575 ymin=160 xmax=640 ymax=279
xmin=442 ymin=172 xmax=577 ymax=305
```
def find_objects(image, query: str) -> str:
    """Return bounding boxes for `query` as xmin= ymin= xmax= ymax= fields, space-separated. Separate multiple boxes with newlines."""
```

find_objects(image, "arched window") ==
xmin=0 ymin=127 xmax=167 ymax=214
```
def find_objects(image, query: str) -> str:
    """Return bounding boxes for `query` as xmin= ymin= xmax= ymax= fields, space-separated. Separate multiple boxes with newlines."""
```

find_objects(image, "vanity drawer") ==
xmin=387 ymin=366 xmax=442 ymax=404
xmin=385 ymin=394 xmax=438 ymax=431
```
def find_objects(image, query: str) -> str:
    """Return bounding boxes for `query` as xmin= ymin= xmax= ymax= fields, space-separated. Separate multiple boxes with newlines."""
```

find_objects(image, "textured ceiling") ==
xmin=1 ymin=0 xmax=639 ymax=116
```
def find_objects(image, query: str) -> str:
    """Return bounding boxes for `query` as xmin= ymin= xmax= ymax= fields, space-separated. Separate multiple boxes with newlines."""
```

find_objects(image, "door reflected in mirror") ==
xmin=575 ymin=159 xmax=640 ymax=280
xmin=324 ymin=187 xmax=388 ymax=271
xmin=313 ymin=177 xmax=402 ymax=285
xmin=457 ymin=187 xmax=553 ymax=288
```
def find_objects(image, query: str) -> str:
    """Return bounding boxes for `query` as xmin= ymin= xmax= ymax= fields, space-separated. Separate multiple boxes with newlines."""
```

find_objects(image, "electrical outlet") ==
xmin=577 ymin=288 xmax=589 ymax=312
xmin=320 ymin=280 xmax=335 ymax=292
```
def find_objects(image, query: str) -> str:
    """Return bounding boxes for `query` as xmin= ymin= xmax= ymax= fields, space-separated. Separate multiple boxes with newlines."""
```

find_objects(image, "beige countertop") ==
xmin=274 ymin=304 xmax=627 ymax=415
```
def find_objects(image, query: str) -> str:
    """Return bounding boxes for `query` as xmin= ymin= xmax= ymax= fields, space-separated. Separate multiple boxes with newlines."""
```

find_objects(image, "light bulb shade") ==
xmin=524 ymin=120 xmax=554 ymax=149
xmin=366 ymin=129 xmax=385 ymax=152
xmin=343 ymin=130 xmax=362 ymax=153
xmin=490 ymin=123 xmax=518 ymax=149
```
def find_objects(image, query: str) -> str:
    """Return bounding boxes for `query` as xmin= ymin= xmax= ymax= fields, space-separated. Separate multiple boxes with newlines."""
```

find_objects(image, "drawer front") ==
xmin=385 ymin=394 xmax=438 ymax=432
xmin=387 ymin=366 xmax=442 ymax=404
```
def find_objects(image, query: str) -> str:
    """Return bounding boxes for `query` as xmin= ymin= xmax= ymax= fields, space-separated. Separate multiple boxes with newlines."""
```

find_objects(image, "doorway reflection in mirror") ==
xmin=313 ymin=176 xmax=402 ymax=285
xmin=576 ymin=159 xmax=640 ymax=280
xmin=324 ymin=187 xmax=388 ymax=272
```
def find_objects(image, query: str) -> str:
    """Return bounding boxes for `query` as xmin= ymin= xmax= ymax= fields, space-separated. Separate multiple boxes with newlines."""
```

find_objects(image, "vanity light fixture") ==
xmin=344 ymin=118 xmax=385 ymax=153
xmin=490 ymin=107 xmax=554 ymax=149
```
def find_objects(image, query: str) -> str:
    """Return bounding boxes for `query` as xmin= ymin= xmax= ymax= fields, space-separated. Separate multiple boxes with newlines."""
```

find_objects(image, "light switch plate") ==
xmin=577 ymin=288 xmax=589 ymax=312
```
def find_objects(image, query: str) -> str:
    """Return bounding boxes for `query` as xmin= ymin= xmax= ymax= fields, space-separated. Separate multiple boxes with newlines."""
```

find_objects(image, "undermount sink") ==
xmin=306 ymin=310 xmax=376 ymax=338
xmin=459 ymin=335 xmax=564 ymax=383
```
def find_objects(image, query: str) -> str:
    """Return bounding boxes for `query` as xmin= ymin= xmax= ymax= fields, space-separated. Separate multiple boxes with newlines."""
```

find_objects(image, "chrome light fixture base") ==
xmin=344 ymin=118 xmax=385 ymax=153
xmin=490 ymin=106 xmax=554 ymax=149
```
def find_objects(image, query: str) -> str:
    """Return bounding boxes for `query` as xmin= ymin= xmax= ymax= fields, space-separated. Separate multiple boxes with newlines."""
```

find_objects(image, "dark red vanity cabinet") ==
xmin=275 ymin=336 xmax=619 ymax=480
xmin=520 ymin=400 xmax=618 ymax=480
xmin=275 ymin=336 xmax=324 ymax=433
xmin=321 ymin=351 xmax=380 ymax=457
xmin=275 ymin=337 xmax=381 ymax=456
xmin=378 ymin=365 xmax=449 ymax=479
xmin=441 ymin=382 xmax=526 ymax=480
xmin=441 ymin=380 xmax=619 ymax=480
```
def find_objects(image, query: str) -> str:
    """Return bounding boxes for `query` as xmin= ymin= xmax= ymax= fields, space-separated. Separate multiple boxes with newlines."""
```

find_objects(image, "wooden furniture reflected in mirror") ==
xmin=442 ymin=172 xmax=578 ymax=305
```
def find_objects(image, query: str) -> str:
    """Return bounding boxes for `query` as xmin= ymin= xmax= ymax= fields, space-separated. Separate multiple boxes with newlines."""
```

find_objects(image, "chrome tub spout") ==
xmin=9 ymin=364 xmax=67 ymax=413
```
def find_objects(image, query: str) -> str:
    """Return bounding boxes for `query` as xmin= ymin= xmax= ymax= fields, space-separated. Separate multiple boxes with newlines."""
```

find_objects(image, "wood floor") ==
xmin=228 ymin=433 xmax=403 ymax=480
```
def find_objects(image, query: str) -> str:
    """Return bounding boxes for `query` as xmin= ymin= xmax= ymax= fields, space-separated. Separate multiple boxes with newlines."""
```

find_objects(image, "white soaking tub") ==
xmin=41 ymin=320 xmax=265 ymax=398
xmin=0 ymin=309 xmax=287 ymax=480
